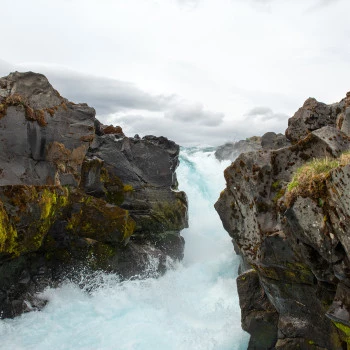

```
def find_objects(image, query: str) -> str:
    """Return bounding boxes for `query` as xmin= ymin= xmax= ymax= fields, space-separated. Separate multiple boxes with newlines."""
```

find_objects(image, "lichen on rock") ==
xmin=215 ymin=92 xmax=350 ymax=349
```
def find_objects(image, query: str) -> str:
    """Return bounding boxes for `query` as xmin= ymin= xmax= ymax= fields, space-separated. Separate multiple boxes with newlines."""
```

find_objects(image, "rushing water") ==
xmin=0 ymin=147 xmax=249 ymax=350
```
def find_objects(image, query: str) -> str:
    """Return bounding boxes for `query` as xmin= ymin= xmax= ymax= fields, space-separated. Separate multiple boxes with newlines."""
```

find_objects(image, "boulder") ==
xmin=0 ymin=72 xmax=188 ymax=318
xmin=0 ymin=71 xmax=95 ymax=187
xmin=285 ymin=96 xmax=345 ymax=143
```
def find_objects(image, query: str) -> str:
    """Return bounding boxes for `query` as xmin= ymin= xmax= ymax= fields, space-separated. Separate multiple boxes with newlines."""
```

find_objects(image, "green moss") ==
xmin=0 ymin=202 xmax=18 ymax=255
xmin=287 ymin=179 xmax=300 ymax=192
xmin=66 ymin=192 xmax=135 ymax=244
xmin=272 ymin=180 xmax=280 ymax=190
xmin=0 ymin=186 xmax=70 ymax=256
xmin=286 ymin=153 xmax=350 ymax=206
xmin=273 ymin=188 xmax=286 ymax=203
xmin=123 ymin=184 xmax=134 ymax=192
xmin=100 ymin=167 xmax=125 ymax=205
xmin=333 ymin=321 xmax=350 ymax=343
xmin=256 ymin=262 xmax=314 ymax=284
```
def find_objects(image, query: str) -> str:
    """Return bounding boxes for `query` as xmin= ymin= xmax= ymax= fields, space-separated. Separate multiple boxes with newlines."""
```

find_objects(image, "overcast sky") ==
xmin=1 ymin=0 xmax=350 ymax=146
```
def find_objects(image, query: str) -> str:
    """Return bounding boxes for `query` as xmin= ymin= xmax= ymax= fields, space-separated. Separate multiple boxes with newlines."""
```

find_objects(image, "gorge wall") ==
xmin=215 ymin=94 xmax=350 ymax=349
xmin=0 ymin=72 xmax=188 ymax=318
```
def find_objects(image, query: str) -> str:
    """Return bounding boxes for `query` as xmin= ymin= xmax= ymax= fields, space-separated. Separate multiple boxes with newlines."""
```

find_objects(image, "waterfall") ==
xmin=0 ymin=146 xmax=249 ymax=350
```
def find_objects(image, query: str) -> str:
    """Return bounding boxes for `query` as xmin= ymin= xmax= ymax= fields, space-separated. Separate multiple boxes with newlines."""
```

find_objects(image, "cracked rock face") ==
xmin=0 ymin=71 xmax=96 ymax=187
xmin=0 ymin=72 xmax=188 ymax=319
xmin=215 ymin=93 xmax=350 ymax=349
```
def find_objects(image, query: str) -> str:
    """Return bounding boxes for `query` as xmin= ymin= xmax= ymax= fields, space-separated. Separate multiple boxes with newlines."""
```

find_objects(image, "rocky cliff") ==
xmin=215 ymin=133 xmax=290 ymax=162
xmin=215 ymin=94 xmax=350 ymax=349
xmin=0 ymin=72 xmax=188 ymax=318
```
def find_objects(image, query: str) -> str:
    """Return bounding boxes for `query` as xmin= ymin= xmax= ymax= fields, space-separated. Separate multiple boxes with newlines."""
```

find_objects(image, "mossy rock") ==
xmin=66 ymin=191 xmax=135 ymax=244
xmin=0 ymin=186 xmax=70 ymax=258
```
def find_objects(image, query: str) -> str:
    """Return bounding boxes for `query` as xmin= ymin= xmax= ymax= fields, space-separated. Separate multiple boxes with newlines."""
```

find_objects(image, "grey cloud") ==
xmin=165 ymin=103 xmax=224 ymax=126
xmin=110 ymin=107 xmax=288 ymax=147
xmin=0 ymin=59 xmax=15 ymax=77
xmin=42 ymin=70 xmax=175 ymax=115
xmin=1 ymin=63 xmax=175 ymax=115
xmin=177 ymin=0 xmax=199 ymax=8
xmin=245 ymin=106 xmax=288 ymax=122
xmin=2 ymin=62 xmax=289 ymax=146
xmin=44 ymin=69 xmax=225 ymax=127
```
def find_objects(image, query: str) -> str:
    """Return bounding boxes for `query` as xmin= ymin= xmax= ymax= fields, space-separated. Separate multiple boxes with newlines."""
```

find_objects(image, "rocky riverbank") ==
xmin=0 ymin=72 xmax=188 ymax=318
xmin=215 ymin=94 xmax=350 ymax=349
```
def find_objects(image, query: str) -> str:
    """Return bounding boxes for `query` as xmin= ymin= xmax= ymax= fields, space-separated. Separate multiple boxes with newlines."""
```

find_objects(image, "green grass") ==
xmin=285 ymin=152 xmax=350 ymax=206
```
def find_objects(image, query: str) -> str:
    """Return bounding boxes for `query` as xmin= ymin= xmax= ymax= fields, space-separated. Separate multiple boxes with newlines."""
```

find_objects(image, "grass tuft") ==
xmin=285 ymin=152 xmax=350 ymax=206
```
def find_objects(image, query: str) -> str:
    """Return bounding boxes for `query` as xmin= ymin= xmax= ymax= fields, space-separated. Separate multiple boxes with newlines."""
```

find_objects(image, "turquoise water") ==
xmin=0 ymin=147 xmax=249 ymax=350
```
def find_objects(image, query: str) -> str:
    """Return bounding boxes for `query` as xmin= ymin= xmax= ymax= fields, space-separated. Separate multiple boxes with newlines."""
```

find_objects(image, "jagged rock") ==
xmin=0 ymin=72 xmax=188 ymax=319
xmin=341 ymin=107 xmax=350 ymax=136
xmin=215 ymin=133 xmax=289 ymax=162
xmin=215 ymin=93 xmax=350 ymax=349
xmin=237 ymin=269 xmax=278 ymax=350
xmin=0 ymin=71 xmax=95 ymax=187
xmin=215 ymin=136 xmax=262 ymax=162
xmin=285 ymin=96 xmax=345 ymax=143
xmin=261 ymin=132 xmax=289 ymax=150
xmin=82 ymin=134 xmax=188 ymax=241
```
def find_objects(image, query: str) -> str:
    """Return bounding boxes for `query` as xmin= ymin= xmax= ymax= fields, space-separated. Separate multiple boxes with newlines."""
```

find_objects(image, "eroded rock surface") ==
xmin=215 ymin=133 xmax=289 ymax=162
xmin=0 ymin=72 xmax=188 ymax=318
xmin=215 ymin=93 xmax=350 ymax=349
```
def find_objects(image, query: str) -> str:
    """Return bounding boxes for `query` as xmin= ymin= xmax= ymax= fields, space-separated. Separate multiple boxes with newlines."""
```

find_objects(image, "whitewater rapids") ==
xmin=0 ymin=147 xmax=249 ymax=350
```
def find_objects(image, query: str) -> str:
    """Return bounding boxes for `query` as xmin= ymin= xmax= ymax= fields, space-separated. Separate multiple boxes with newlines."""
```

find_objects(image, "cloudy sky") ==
xmin=1 ymin=0 xmax=350 ymax=145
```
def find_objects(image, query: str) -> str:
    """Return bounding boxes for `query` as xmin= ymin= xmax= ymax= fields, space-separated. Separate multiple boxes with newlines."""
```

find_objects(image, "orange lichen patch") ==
xmin=34 ymin=109 xmax=47 ymax=126
xmin=0 ymin=103 xmax=6 ymax=119
xmin=70 ymin=145 xmax=88 ymax=165
xmin=46 ymin=142 xmax=71 ymax=163
xmin=46 ymin=142 xmax=88 ymax=183
xmin=80 ymin=135 xmax=95 ymax=142
xmin=46 ymin=108 xmax=55 ymax=117
xmin=5 ymin=93 xmax=26 ymax=106
xmin=103 ymin=125 xmax=124 ymax=135
xmin=0 ymin=93 xmax=50 ymax=126
xmin=24 ymin=107 xmax=47 ymax=126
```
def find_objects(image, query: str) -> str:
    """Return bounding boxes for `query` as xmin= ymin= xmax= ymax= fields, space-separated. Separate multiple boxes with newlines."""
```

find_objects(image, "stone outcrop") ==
xmin=215 ymin=133 xmax=289 ymax=162
xmin=285 ymin=97 xmax=346 ymax=143
xmin=0 ymin=72 xmax=188 ymax=318
xmin=215 ymin=93 xmax=350 ymax=349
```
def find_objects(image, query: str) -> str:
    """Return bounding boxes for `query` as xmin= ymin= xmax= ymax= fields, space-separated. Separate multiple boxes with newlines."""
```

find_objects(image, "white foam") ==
xmin=0 ymin=146 xmax=249 ymax=350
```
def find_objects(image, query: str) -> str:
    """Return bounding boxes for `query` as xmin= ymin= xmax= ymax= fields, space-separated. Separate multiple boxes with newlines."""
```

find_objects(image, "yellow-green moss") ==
xmin=0 ymin=186 xmax=70 ymax=256
xmin=123 ymin=184 xmax=134 ymax=192
xmin=123 ymin=212 xmax=136 ymax=241
xmin=333 ymin=321 xmax=350 ymax=343
xmin=0 ymin=202 xmax=18 ymax=255
xmin=286 ymin=153 xmax=350 ymax=206
xmin=272 ymin=180 xmax=280 ymax=190
xmin=66 ymin=192 xmax=135 ymax=243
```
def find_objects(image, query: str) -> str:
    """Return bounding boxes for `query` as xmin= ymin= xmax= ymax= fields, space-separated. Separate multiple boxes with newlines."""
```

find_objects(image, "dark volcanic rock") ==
xmin=215 ymin=92 xmax=350 ymax=349
xmin=0 ymin=72 xmax=188 ymax=319
xmin=285 ymin=97 xmax=345 ymax=143
xmin=0 ymin=71 xmax=95 ymax=187
xmin=215 ymin=133 xmax=289 ymax=162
